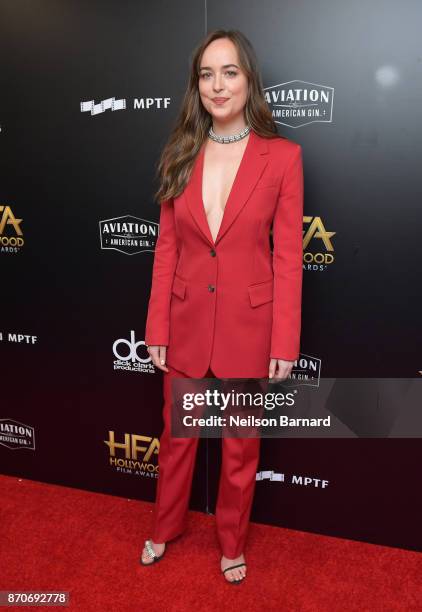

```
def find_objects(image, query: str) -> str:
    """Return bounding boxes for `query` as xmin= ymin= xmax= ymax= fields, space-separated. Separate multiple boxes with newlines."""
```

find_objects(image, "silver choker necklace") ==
xmin=208 ymin=125 xmax=251 ymax=144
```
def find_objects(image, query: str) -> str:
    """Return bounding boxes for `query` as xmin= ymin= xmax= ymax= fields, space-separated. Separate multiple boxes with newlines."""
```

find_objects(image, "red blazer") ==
xmin=145 ymin=129 xmax=304 ymax=379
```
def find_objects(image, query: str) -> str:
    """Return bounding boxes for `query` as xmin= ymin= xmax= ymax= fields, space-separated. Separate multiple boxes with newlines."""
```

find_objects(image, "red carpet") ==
xmin=0 ymin=474 xmax=421 ymax=611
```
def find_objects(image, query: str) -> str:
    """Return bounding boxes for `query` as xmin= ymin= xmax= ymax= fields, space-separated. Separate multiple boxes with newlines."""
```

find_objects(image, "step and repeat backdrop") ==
xmin=1 ymin=1 xmax=421 ymax=552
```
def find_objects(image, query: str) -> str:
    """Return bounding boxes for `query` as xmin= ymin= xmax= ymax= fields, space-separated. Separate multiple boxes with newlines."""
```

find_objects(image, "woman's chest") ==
xmin=203 ymin=154 xmax=243 ymax=213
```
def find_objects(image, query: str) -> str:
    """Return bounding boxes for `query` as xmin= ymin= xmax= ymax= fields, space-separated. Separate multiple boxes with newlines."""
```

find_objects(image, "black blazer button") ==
xmin=210 ymin=248 xmax=216 ymax=257
xmin=208 ymin=285 xmax=215 ymax=292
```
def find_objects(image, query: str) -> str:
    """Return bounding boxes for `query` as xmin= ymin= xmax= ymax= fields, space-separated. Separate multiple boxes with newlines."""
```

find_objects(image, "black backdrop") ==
xmin=1 ymin=1 xmax=421 ymax=552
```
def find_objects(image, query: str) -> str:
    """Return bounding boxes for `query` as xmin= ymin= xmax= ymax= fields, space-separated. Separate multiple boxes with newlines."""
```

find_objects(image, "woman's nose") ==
xmin=213 ymin=74 xmax=223 ymax=91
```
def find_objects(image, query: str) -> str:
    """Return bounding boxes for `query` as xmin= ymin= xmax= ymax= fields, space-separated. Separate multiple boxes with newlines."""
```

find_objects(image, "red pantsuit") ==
xmin=151 ymin=363 xmax=261 ymax=558
xmin=145 ymin=130 xmax=304 ymax=556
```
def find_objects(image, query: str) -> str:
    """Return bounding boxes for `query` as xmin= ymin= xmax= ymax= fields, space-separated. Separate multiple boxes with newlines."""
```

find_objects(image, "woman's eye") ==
xmin=200 ymin=71 xmax=237 ymax=79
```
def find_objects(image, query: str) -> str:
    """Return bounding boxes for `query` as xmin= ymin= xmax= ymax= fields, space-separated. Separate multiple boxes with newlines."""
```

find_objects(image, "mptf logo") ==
xmin=113 ymin=330 xmax=154 ymax=374
xmin=80 ymin=97 xmax=126 ymax=115
xmin=264 ymin=80 xmax=334 ymax=128
xmin=80 ymin=97 xmax=171 ymax=116
xmin=0 ymin=204 xmax=24 ymax=254
xmin=99 ymin=215 xmax=159 ymax=255
xmin=256 ymin=469 xmax=329 ymax=489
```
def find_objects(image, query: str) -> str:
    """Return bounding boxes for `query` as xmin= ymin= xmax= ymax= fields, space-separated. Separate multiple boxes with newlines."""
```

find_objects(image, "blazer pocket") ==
xmin=248 ymin=279 xmax=274 ymax=307
xmin=172 ymin=274 xmax=186 ymax=300
xmin=254 ymin=178 xmax=279 ymax=190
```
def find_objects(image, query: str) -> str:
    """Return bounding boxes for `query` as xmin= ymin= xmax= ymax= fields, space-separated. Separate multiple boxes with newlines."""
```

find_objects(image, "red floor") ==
xmin=0 ymin=474 xmax=421 ymax=611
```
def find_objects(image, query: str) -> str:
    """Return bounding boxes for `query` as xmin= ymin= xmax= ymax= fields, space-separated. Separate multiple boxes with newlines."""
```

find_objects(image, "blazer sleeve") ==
xmin=270 ymin=144 xmax=304 ymax=361
xmin=145 ymin=197 xmax=179 ymax=346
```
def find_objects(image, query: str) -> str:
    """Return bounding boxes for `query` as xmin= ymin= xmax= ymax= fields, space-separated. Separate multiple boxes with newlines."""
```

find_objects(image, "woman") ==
xmin=141 ymin=29 xmax=304 ymax=584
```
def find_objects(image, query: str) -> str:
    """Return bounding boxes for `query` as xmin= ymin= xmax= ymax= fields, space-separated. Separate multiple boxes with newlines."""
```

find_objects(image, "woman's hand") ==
xmin=268 ymin=358 xmax=294 ymax=380
xmin=147 ymin=345 xmax=169 ymax=372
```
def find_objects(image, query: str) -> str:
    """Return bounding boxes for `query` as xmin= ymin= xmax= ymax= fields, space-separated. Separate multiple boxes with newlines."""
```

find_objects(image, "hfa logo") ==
xmin=264 ymin=80 xmax=334 ymax=128
xmin=270 ymin=216 xmax=335 ymax=272
xmin=0 ymin=205 xmax=24 ymax=253
xmin=303 ymin=216 xmax=336 ymax=271
xmin=104 ymin=431 xmax=160 ymax=478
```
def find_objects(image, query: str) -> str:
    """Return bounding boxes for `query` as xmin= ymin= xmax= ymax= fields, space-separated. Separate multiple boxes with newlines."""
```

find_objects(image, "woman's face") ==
xmin=198 ymin=38 xmax=248 ymax=124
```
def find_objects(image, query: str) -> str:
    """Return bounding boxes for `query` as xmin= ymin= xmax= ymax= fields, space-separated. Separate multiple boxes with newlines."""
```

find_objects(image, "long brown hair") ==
xmin=154 ymin=29 xmax=283 ymax=205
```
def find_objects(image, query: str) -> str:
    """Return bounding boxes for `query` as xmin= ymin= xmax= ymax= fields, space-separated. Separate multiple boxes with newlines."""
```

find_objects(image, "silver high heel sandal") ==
xmin=140 ymin=539 xmax=166 ymax=565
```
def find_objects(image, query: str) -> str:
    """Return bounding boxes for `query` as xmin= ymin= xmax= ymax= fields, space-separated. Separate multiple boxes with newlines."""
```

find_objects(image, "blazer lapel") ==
xmin=184 ymin=129 xmax=269 ymax=246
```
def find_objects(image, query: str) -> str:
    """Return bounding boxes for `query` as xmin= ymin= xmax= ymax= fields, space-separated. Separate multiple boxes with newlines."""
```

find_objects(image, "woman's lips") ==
xmin=212 ymin=98 xmax=229 ymax=105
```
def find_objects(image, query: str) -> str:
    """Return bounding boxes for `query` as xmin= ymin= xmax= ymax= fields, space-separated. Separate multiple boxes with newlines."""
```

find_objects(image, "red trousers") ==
xmin=151 ymin=363 xmax=261 ymax=559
